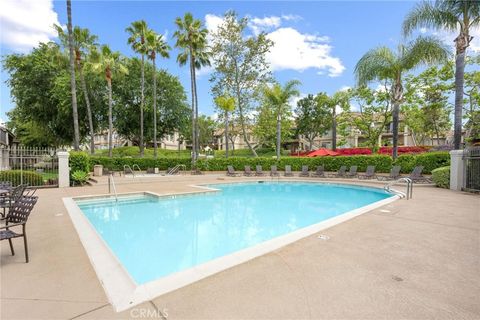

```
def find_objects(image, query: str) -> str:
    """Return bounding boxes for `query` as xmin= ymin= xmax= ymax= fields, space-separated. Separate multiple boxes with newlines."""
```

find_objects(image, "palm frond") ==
xmin=403 ymin=1 xmax=460 ymax=36
xmin=354 ymin=47 xmax=397 ymax=86
xmin=402 ymin=36 xmax=450 ymax=69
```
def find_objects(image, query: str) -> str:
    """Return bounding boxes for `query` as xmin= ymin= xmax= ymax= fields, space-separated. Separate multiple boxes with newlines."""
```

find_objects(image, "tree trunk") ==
xmin=392 ymin=102 xmax=400 ymax=160
xmin=78 ymin=63 xmax=95 ymax=154
xmin=332 ymin=106 xmax=337 ymax=151
xmin=192 ymin=62 xmax=200 ymax=159
xmin=453 ymin=48 xmax=465 ymax=149
xmin=276 ymin=114 xmax=281 ymax=160
xmin=234 ymin=62 xmax=257 ymax=157
xmin=309 ymin=138 xmax=313 ymax=151
xmin=107 ymin=78 xmax=113 ymax=158
xmin=189 ymin=53 xmax=196 ymax=165
xmin=225 ymin=111 xmax=229 ymax=158
xmin=153 ymin=57 xmax=158 ymax=159
xmin=66 ymin=0 xmax=80 ymax=150
xmin=139 ymin=54 xmax=145 ymax=157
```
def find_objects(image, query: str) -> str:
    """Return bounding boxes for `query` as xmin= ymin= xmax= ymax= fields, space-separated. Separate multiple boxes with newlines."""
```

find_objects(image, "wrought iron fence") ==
xmin=463 ymin=147 xmax=480 ymax=192
xmin=0 ymin=146 xmax=58 ymax=187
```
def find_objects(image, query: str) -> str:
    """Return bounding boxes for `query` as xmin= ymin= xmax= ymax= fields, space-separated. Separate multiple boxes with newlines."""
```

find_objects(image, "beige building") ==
xmin=88 ymin=130 xmax=186 ymax=151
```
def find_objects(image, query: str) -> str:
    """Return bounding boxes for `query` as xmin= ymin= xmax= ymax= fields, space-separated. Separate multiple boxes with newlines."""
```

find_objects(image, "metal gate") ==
xmin=0 ymin=146 xmax=58 ymax=187
xmin=463 ymin=147 xmax=480 ymax=192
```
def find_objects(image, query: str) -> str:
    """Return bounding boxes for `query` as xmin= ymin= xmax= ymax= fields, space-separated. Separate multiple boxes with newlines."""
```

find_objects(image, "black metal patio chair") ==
xmin=0 ymin=196 xmax=38 ymax=263
xmin=311 ymin=166 xmax=325 ymax=178
xmin=358 ymin=166 xmax=377 ymax=179
xmin=299 ymin=165 xmax=310 ymax=177
xmin=270 ymin=165 xmax=280 ymax=177
xmin=284 ymin=165 xmax=294 ymax=177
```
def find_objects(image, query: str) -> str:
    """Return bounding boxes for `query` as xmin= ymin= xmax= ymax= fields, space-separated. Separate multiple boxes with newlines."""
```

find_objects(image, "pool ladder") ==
xmin=384 ymin=177 xmax=413 ymax=200
xmin=167 ymin=164 xmax=186 ymax=175
xmin=124 ymin=164 xmax=142 ymax=177
xmin=108 ymin=173 xmax=118 ymax=202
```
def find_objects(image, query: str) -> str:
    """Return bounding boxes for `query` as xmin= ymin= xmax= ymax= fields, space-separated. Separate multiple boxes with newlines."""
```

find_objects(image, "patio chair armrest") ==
xmin=0 ymin=222 xmax=24 ymax=229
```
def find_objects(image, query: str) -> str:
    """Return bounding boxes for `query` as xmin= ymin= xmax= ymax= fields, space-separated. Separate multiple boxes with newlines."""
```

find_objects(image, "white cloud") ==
xmin=0 ymin=0 xmax=61 ymax=52
xmin=204 ymin=13 xmax=344 ymax=78
xmin=423 ymin=27 xmax=480 ymax=53
xmin=266 ymin=27 xmax=345 ymax=77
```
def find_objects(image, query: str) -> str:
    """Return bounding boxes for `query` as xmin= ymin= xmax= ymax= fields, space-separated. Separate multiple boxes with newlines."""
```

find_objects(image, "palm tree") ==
xmin=66 ymin=0 xmax=80 ymax=150
xmin=355 ymin=36 xmax=449 ymax=159
xmin=145 ymin=30 xmax=171 ymax=159
xmin=214 ymin=95 xmax=236 ymax=158
xmin=90 ymin=45 xmax=128 ymax=157
xmin=54 ymin=25 xmax=98 ymax=154
xmin=403 ymin=1 xmax=480 ymax=150
xmin=126 ymin=20 xmax=149 ymax=157
xmin=263 ymin=80 xmax=301 ymax=160
xmin=174 ymin=13 xmax=210 ymax=164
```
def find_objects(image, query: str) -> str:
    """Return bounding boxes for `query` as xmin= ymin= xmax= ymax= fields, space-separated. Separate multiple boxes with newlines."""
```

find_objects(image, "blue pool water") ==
xmin=76 ymin=182 xmax=392 ymax=284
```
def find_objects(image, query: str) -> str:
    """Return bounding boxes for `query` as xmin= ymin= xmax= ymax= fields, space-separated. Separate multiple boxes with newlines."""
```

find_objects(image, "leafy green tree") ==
xmin=112 ymin=58 xmax=190 ymax=147
xmin=210 ymin=11 xmax=274 ymax=157
xmin=174 ymin=13 xmax=210 ymax=164
xmin=66 ymin=0 xmax=80 ymax=150
xmin=214 ymin=95 xmax=235 ymax=158
xmin=145 ymin=30 xmax=170 ymax=158
xmin=329 ymin=91 xmax=351 ymax=150
xmin=89 ymin=45 xmax=128 ymax=157
xmin=254 ymin=101 xmax=293 ymax=151
xmin=403 ymin=0 xmax=480 ymax=149
xmin=349 ymin=86 xmax=392 ymax=150
xmin=295 ymin=94 xmax=331 ymax=150
xmin=126 ymin=20 xmax=150 ymax=157
xmin=54 ymin=24 xmax=98 ymax=153
xmin=3 ymin=43 xmax=87 ymax=146
xmin=355 ymin=36 xmax=449 ymax=158
xmin=403 ymin=64 xmax=453 ymax=145
xmin=262 ymin=80 xmax=300 ymax=160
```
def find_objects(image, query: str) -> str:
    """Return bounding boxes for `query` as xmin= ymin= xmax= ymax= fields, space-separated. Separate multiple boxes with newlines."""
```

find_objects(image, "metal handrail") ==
xmin=167 ymin=164 xmax=186 ymax=175
xmin=123 ymin=164 xmax=135 ymax=177
xmin=108 ymin=173 xmax=118 ymax=202
xmin=384 ymin=177 xmax=413 ymax=200
xmin=132 ymin=164 xmax=141 ymax=175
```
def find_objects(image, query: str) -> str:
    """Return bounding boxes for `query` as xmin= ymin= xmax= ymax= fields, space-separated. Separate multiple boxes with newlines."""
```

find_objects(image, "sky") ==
xmin=1 ymin=0 xmax=479 ymax=124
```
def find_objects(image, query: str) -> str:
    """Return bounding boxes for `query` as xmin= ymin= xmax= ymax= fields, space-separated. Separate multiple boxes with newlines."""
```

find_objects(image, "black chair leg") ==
xmin=23 ymin=234 xmax=29 ymax=263
xmin=8 ymin=238 xmax=15 ymax=256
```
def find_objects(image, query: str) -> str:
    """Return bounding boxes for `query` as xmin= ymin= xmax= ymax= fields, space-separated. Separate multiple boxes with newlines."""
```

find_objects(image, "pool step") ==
xmin=86 ymin=177 xmax=99 ymax=186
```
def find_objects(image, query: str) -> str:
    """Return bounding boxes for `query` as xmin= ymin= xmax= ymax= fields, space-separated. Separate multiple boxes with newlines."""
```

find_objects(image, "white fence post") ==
xmin=449 ymin=150 xmax=464 ymax=191
xmin=58 ymin=151 xmax=70 ymax=188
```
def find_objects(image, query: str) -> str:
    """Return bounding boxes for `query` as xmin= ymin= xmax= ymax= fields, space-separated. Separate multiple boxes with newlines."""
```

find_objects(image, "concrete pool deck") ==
xmin=1 ymin=174 xmax=479 ymax=319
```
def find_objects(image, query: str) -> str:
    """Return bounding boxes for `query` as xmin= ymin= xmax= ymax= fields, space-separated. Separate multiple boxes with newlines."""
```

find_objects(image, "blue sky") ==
xmin=2 ymin=0 xmax=477 ymax=123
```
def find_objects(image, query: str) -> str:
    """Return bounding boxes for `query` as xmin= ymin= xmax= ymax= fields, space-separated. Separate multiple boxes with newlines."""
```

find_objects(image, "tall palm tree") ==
xmin=54 ymin=25 xmax=98 ymax=154
xmin=174 ymin=13 xmax=210 ymax=164
xmin=126 ymin=20 xmax=149 ymax=157
xmin=66 ymin=0 xmax=80 ymax=150
xmin=403 ymin=1 xmax=480 ymax=149
xmin=355 ymin=36 xmax=449 ymax=159
xmin=145 ymin=30 xmax=171 ymax=159
xmin=90 ymin=45 xmax=128 ymax=157
xmin=263 ymin=80 xmax=301 ymax=160
xmin=214 ymin=95 xmax=236 ymax=158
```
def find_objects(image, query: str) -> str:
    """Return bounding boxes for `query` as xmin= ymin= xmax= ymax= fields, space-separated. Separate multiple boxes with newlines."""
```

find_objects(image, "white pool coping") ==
xmin=63 ymin=182 xmax=401 ymax=312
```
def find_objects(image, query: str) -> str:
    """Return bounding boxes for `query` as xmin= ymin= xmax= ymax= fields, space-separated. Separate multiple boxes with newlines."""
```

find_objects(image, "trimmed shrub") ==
xmin=196 ymin=155 xmax=393 ymax=173
xmin=395 ymin=151 xmax=449 ymax=174
xmin=0 ymin=170 xmax=44 ymax=186
xmin=70 ymin=151 xmax=91 ymax=173
xmin=379 ymin=146 xmax=430 ymax=154
xmin=432 ymin=166 xmax=450 ymax=189
xmin=89 ymin=156 xmax=192 ymax=171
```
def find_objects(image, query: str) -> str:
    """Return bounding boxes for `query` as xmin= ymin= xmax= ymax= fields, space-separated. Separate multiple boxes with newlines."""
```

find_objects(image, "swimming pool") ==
xmin=65 ymin=182 xmax=397 ymax=311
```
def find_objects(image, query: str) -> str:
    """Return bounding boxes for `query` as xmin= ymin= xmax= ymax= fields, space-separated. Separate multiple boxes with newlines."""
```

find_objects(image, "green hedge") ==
xmin=89 ymin=156 xmax=193 ymax=171
xmin=394 ymin=151 xmax=450 ymax=174
xmin=0 ymin=170 xmax=44 ymax=186
xmin=70 ymin=151 xmax=90 ymax=173
xmin=196 ymin=155 xmax=393 ymax=173
xmin=431 ymin=166 xmax=450 ymax=189
xmin=69 ymin=151 xmax=449 ymax=174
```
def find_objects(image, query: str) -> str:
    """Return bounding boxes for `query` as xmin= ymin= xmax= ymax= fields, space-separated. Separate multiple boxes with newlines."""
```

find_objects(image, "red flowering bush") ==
xmin=336 ymin=148 xmax=372 ymax=155
xmin=378 ymin=146 xmax=429 ymax=154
